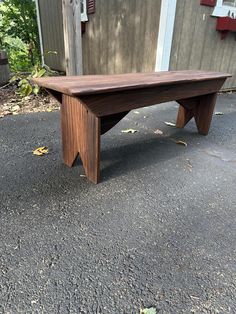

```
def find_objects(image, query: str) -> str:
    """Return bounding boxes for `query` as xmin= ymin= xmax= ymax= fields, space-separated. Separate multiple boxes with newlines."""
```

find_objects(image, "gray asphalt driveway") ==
xmin=0 ymin=94 xmax=236 ymax=313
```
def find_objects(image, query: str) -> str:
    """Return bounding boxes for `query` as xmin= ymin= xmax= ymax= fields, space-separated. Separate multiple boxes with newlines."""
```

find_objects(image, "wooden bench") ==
xmin=34 ymin=70 xmax=231 ymax=183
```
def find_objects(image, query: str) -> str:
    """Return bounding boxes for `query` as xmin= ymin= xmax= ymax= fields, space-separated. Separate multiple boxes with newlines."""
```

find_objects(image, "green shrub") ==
xmin=0 ymin=0 xmax=40 ymax=72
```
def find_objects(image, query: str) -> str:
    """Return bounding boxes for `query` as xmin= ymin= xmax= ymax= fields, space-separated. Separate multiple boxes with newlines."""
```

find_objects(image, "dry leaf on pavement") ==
xmin=175 ymin=140 xmax=187 ymax=147
xmin=154 ymin=129 xmax=163 ymax=135
xmin=164 ymin=121 xmax=176 ymax=127
xmin=140 ymin=308 xmax=157 ymax=314
xmin=121 ymin=129 xmax=138 ymax=134
xmin=33 ymin=146 xmax=49 ymax=156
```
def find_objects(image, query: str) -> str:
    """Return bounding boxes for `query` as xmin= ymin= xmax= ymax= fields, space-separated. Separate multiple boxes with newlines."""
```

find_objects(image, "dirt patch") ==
xmin=0 ymin=86 xmax=60 ymax=118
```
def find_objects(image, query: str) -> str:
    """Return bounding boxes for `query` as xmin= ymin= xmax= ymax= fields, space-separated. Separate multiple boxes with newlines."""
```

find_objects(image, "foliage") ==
xmin=0 ymin=0 xmax=40 ymax=71
xmin=2 ymin=37 xmax=33 ymax=72
xmin=10 ymin=64 xmax=56 ymax=97
xmin=140 ymin=308 xmax=157 ymax=314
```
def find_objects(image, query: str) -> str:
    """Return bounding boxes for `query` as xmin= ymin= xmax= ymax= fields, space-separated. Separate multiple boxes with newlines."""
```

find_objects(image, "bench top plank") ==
xmin=33 ymin=70 xmax=231 ymax=96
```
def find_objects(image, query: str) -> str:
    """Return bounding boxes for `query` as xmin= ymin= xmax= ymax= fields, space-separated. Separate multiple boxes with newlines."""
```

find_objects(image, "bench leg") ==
xmin=61 ymin=95 xmax=101 ymax=184
xmin=176 ymin=93 xmax=217 ymax=135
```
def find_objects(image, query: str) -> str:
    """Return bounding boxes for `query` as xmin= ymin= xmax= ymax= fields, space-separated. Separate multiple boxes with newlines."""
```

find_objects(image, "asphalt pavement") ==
xmin=0 ymin=94 xmax=236 ymax=313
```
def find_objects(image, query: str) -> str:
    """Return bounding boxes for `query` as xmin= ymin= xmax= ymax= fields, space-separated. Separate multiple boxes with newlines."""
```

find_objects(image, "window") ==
xmin=212 ymin=0 xmax=236 ymax=16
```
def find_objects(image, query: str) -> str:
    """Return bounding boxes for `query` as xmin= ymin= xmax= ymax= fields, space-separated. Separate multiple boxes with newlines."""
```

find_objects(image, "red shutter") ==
xmin=87 ymin=0 xmax=95 ymax=14
xmin=200 ymin=0 xmax=216 ymax=6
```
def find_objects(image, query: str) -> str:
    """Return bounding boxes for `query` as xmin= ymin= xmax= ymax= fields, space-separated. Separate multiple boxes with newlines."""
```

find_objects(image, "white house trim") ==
xmin=155 ymin=0 xmax=177 ymax=71
xmin=81 ymin=0 xmax=88 ymax=22
xmin=212 ymin=0 xmax=236 ymax=17
xmin=35 ymin=0 xmax=45 ymax=66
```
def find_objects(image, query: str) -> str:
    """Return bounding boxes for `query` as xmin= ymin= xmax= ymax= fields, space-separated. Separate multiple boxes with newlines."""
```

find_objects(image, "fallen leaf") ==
xmin=11 ymin=105 xmax=20 ymax=112
xmin=164 ymin=122 xmax=176 ymax=127
xmin=214 ymin=112 xmax=223 ymax=115
xmin=24 ymin=96 xmax=31 ymax=101
xmin=186 ymin=159 xmax=193 ymax=172
xmin=140 ymin=307 xmax=157 ymax=314
xmin=1 ymin=111 xmax=13 ymax=117
xmin=47 ymin=108 xmax=53 ymax=112
xmin=2 ymin=104 xmax=11 ymax=110
xmin=121 ymin=129 xmax=138 ymax=134
xmin=154 ymin=129 xmax=163 ymax=135
xmin=190 ymin=295 xmax=200 ymax=300
xmin=175 ymin=140 xmax=187 ymax=147
xmin=9 ymin=98 xmax=18 ymax=103
xmin=33 ymin=146 xmax=49 ymax=156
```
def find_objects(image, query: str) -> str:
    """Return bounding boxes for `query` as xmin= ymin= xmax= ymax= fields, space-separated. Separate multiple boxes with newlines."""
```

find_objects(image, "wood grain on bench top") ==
xmin=33 ymin=71 xmax=231 ymax=96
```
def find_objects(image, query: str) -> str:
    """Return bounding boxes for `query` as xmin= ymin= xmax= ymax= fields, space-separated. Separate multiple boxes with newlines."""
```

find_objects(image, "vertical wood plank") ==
xmin=61 ymin=95 xmax=101 ymax=183
xmin=62 ymin=0 xmax=83 ymax=75
xmin=169 ymin=0 xmax=185 ymax=70
xmin=0 ymin=50 xmax=10 ymax=86
xmin=194 ymin=93 xmax=217 ymax=135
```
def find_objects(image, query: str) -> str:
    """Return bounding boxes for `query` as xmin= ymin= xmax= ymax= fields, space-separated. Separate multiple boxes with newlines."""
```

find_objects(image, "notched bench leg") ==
xmin=194 ymin=93 xmax=217 ymax=135
xmin=61 ymin=95 xmax=100 ymax=184
xmin=176 ymin=93 xmax=217 ymax=135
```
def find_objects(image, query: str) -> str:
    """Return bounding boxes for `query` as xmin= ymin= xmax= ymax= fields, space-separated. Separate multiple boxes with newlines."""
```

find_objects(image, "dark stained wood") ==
xmin=47 ymin=89 xmax=62 ymax=104
xmin=194 ymin=93 xmax=217 ymax=135
xmin=101 ymin=111 xmax=129 ymax=134
xmin=176 ymin=93 xmax=217 ymax=135
xmin=176 ymin=97 xmax=199 ymax=128
xmin=80 ymin=79 xmax=225 ymax=117
xmin=34 ymin=70 xmax=231 ymax=183
xmin=61 ymin=95 xmax=100 ymax=183
xmin=33 ymin=70 xmax=231 ymax=96
xmin=176 ymin=105 xmax=194 ymax=128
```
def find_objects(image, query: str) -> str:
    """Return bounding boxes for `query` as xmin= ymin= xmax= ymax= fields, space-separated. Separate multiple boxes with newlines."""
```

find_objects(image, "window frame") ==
xmin=212 ymin=0 xmax=236 ymax=17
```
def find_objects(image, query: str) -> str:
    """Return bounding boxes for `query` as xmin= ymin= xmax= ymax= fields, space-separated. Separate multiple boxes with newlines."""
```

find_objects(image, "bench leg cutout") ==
xmin=61 ymin=95 xmax=100 ymax=184
xmin=176 ymin=93 xmax=217 ymax=135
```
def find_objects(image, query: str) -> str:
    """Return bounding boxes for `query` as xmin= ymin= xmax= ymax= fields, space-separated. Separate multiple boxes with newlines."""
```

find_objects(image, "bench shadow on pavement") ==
xmin=80 ymin=128 xmax=202 ymax=182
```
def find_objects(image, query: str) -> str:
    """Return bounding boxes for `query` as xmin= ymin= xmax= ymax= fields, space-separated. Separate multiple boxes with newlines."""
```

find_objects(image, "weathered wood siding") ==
xmin=82 ymin=0 xmax=161 ymax=74
xmin=38 ymin=0 xmax=65 ymax=72
xmin=38 ymin=0 xmax=161 ymax=74
xmin=170 ymin=0 xmax=236 ymax=89
xmin=0 ymin=50 xmax=10 ymax=86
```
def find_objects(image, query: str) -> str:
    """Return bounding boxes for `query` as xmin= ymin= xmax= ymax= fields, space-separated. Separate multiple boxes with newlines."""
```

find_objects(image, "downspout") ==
xmin=155 ymin=0 xmax=177 ymax=71
xmin=35 ymin=0 xmax=45 ymax=66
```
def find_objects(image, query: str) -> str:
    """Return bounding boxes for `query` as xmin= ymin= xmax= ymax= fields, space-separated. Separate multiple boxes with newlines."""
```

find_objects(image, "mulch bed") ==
xmin=0 ymin=86 xmax=60 ymax=118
